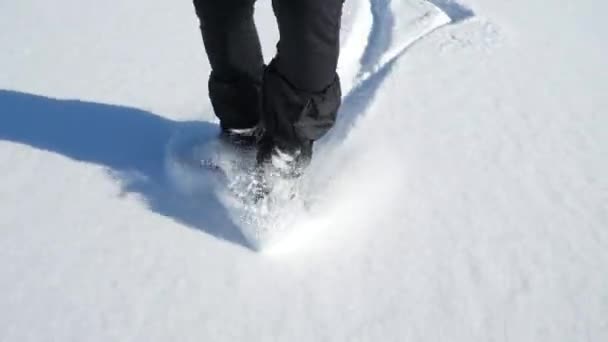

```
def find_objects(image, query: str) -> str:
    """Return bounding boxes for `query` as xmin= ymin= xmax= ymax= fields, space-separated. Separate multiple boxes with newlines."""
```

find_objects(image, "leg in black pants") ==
xmin=260 ymin=0 xmax=343 ymax=170
xmin=193 ymin=0 xmax=344 ymax=171
xmin=193 ymin=0 xmax=264 ymax=130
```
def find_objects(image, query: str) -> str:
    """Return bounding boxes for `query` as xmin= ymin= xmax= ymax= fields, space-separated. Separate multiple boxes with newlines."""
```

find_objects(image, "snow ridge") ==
xmin=324 ymin=0 xmax=451 ymax=146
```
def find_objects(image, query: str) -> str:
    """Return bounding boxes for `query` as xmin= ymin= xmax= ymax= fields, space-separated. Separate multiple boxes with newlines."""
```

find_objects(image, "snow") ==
xmin=1 ymin=0 xmax=607 ymax=341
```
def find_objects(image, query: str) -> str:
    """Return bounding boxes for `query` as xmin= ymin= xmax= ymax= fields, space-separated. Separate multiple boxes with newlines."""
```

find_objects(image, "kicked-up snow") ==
xmin=1 ymin=0 xmax=607 ymax=341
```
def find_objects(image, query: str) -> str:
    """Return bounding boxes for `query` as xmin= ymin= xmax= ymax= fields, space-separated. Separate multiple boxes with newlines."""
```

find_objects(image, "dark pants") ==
xmin=193 ymin=0 xmax=343 ymax=151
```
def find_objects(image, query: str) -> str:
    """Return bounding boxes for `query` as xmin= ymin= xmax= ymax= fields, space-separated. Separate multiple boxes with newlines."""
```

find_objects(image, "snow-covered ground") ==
xmin=1 ymin=0 xmax=606 ymax=340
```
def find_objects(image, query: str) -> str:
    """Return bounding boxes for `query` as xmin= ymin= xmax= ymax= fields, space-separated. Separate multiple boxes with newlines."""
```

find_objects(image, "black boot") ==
xmin=256 ymin=60 xmax=341 ymax=178
xmin=256 ymin=134 xmax=312 ymax=178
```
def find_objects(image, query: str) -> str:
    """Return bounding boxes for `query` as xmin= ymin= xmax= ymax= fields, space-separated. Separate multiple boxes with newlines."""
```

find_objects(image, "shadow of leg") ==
xmin=0 ymin=89 xmax=251 ymax=249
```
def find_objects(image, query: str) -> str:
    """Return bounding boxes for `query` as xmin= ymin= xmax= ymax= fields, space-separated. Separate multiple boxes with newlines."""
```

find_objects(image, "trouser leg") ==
xmin=193 ymin=0 xmax=264 ymax=130
xmin=262 ymin=0 xmax=344 ymax=153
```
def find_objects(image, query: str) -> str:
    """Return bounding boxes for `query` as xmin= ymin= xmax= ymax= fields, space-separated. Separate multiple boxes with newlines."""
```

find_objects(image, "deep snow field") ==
xmin=1 ymin=0 xmax=606 ymax=341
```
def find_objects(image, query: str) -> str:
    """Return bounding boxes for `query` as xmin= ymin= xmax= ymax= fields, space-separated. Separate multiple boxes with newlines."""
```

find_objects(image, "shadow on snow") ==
xmin=0 ymin=90 xmax=250 ymax=249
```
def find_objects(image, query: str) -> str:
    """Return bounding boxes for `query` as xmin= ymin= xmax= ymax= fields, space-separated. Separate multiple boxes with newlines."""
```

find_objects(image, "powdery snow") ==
xmin=1 ymin=0 xmax=607 ymax=341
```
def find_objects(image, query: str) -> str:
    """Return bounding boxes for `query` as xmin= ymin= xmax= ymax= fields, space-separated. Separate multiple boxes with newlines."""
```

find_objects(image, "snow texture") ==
xmin=1 ymin=0 xmax=607 ymax=341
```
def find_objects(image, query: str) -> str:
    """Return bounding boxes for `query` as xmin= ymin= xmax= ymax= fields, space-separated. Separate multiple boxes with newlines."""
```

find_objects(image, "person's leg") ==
xmin=260 ymin=0 xmax=344 ymax=170
xmin=193 ymin=0 xmax=264 ymax=130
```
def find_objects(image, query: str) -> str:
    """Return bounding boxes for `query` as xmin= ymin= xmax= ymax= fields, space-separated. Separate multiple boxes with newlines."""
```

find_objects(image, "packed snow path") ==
xmin=1 ymin=0 xmax=607 ymax=341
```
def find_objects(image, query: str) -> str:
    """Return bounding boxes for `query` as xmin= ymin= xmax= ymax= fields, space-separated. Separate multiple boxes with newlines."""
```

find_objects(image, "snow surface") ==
xmin=1 ymin=0 xmax=607 ymax=341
